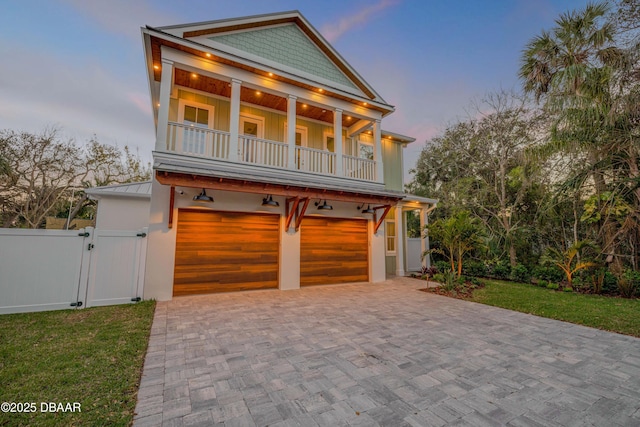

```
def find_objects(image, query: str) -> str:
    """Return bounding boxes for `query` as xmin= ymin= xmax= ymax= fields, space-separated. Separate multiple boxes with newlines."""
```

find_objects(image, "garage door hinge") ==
xmin=87 ymin=243 xmax=94 ymax=251
xmin=131 ymin=297 xmax=141 ymax=302
xmin=70 ymin=301 xmax=83 ymax=307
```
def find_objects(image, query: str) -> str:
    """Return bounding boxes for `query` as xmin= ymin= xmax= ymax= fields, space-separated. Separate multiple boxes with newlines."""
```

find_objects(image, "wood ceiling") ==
xmin=173 ymin=68 xmax=358 ymax=127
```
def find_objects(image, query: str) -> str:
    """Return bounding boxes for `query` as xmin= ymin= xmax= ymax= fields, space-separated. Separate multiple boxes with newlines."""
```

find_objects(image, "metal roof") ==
xmin=85 ymin=181 xmax=152 ymax=199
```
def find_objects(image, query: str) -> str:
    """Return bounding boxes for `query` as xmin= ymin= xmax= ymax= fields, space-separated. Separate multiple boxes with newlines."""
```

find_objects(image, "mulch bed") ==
xmin=418 ymin=280 xmax=485 ymax=299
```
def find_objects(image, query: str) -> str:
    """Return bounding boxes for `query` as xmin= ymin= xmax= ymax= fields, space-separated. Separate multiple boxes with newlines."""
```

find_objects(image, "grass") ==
xmin=0 ymin=301 xmax=155 ymax=427
xmin=468 ymin=279 xmax=640 ymax=338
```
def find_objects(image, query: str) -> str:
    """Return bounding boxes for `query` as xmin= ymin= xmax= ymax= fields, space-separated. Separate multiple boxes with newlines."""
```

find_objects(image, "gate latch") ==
xmin=70 ymin=301 xmax=83 ymax=307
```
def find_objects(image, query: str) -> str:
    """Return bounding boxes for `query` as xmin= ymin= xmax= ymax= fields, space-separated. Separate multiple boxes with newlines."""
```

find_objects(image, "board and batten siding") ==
xmin=169 ymin=89 xmax=231 ymax=132
xmin=382 ymin=139 xmax=403 ymax=191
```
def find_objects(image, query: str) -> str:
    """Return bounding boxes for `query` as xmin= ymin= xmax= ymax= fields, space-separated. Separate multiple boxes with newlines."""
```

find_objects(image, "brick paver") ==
xmin=133 ymin=278 xmax=640 ymax=426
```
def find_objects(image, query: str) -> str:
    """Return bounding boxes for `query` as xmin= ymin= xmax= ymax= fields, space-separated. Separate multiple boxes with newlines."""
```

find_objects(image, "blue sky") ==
xmin=0 ymin=0 xmax=589 ymax=183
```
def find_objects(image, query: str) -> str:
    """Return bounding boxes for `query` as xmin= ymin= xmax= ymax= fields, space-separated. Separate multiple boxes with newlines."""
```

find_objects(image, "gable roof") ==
xmin=153 ymin=11 xmax=387 ymax=104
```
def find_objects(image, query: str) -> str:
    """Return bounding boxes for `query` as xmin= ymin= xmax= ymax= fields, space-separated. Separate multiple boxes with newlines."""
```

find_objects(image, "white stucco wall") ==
xmin=143 ymin=182 xmax=389 ymax=301
xmin=94 ymin=197 xmax=151 ymax=230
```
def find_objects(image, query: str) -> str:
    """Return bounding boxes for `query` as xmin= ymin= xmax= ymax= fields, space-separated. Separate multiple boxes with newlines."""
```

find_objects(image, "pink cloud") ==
xmin=321 ymin=0 xmax=401 ymax=43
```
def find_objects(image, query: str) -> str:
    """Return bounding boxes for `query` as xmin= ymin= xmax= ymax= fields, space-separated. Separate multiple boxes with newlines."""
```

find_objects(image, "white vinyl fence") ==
xmin=0 ymin=227 xmax=147 ymax=314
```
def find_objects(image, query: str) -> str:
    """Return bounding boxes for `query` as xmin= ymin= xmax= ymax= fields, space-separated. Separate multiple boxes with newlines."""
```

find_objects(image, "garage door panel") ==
xmin=300 ymin=217 xmax=368 ymax=286
xmin=174 ymin=210 xmax=279 ymax=295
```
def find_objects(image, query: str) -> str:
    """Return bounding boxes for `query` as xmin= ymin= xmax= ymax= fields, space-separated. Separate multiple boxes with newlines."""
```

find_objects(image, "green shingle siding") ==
xmin=209 ymin=24 xmax=357 ymax=89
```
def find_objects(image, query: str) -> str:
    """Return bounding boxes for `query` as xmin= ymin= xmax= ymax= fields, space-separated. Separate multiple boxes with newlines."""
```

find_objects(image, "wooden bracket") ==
xmin=168 ymin=185 xmax=175 ymax=228
xmin=294 ymin=198 xmax=310 ymax=232
xmin=285 ymin=197 xmax=300 ymax=230
xmin=373 ymin=204 xmax=392 ymax=234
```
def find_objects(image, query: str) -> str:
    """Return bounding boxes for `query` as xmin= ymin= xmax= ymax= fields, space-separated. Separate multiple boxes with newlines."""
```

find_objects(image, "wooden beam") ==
xmin=294 ymin=198 xmax=310 ymax=232
xmin=373 ymin=204 xmax=392 ymax=234
xmin=168 ymin=185 xmax=175 ymax=228
xmin=155 ymin=171 xmax=402 ymax=204
xmin=285 ymin=197 xmax=300 ymax=231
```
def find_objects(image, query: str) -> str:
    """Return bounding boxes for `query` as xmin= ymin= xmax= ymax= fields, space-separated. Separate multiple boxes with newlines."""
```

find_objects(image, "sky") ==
xmin=0 ymin=0 xmax=591 ymax=184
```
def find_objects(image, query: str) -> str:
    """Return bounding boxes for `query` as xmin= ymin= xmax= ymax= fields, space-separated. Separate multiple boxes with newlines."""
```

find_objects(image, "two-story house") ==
xmin=134 ymin=11 xmax=435 ymax=300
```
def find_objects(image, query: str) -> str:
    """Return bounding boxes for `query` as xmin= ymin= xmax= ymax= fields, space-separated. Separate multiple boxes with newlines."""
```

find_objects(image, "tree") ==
xmin=0 ymin=128 xmax=151 ymax=228
xmin=518 ymin=1 xmax=638 ymax=272
xmin=425 ymin=211 xmax=485 ymax=277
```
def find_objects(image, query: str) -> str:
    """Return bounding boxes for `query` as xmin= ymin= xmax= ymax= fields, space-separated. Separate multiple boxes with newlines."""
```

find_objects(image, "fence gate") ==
xmin=85 ymin=228 xmax=148 ymax=308
xmin=0 ymin=227 xmax=147 ymax=314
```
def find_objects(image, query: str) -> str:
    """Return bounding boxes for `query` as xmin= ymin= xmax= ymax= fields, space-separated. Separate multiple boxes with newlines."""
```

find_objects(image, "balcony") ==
xmin=165 ymin=122 xmax=378 ymax=182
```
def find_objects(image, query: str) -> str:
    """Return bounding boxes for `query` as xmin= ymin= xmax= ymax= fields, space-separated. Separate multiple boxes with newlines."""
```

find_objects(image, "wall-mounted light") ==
xmin=315 ymin=200 xmax=333 ymax=210
xmin=262 ymin=195 xmax=279 ymax=207
xmin=193 ymin=188 xmax=213 ymax=202
xmin=357 ymin=204 xmax=375 ymax=214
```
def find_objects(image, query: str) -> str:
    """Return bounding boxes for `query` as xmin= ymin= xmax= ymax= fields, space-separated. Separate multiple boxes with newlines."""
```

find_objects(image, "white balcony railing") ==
xmin=165 ymin=122 xmax=378 ymax=182
xmin=239 ymin=135 xmax=288 ymax=169
xmin=167 ymin=122 xmax=230 ymax=159
xmin=343 ymin=154 xmax=376 ymax=181
xmin=295 ymin=146 xmax=336 ymax=175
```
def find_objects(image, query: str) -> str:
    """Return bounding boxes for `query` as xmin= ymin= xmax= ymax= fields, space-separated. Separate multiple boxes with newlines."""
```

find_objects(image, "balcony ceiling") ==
xmin=174 ymin=68 xmax=358 ymax=127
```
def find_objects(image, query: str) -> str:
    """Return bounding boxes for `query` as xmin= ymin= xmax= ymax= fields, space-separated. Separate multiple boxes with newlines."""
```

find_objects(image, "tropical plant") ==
xmin=546 ymin=241 xmax=597 ymax=289
xmin=425 ymin=211 xmax=485 ymax=278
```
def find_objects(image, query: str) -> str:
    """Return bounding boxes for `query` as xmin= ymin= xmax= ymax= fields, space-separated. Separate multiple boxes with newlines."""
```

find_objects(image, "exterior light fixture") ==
xmin=318 ymin=88 xmax=324 ymax=92
xmin=256 ymin=91 xmax=261 ymax=95
xmin=315 ymin=200 xmax=333 ymax=210
xmin=268 ymin=72 xmax=273 ymax=76
xmin=206 ymin=53 xmax=211 ymax=58
xmin=153 ymin=65 xmax=159 ymax=70
xmin=262 ymin=195 xmax=279 ymax=207
xmin=358 ymin=204 xmax=375 ymax=214
xmin=193 ymin=188 xmax=213 ymax=202
xmin=191 ymin=73 xmax=197 ymax=78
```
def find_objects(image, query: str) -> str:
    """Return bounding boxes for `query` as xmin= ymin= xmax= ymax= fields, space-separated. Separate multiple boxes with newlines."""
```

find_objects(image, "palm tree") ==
xmin=518 ymin=2 xmax=633 ymax=271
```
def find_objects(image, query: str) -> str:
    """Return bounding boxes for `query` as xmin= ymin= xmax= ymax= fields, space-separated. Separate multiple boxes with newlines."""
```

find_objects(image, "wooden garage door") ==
xmin=173 ymin=209 xmax=279 ymax=296
xmin=300 ymin=217 xmax=368 ymax=286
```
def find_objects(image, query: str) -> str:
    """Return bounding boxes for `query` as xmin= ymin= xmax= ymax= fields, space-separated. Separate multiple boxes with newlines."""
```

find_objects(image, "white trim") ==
xmin=322 ymin=131 xmax=334 ymax=152
xmin=385 ymin=219 xmax=396 ymax=255
xmin=177 ymin=98 xmax=215 ymax=128
xmin=239 ymin=112 xmax=265 ymax=139
xmin=283 ymin=122 xmax=308 ymax=147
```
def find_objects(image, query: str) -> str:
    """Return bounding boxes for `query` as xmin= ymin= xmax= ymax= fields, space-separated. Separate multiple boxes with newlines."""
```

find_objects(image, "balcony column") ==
xmin=373 ymin=119 xmax=383 ymax=183
xmin=156 ymin=59 xmax=174 ymax=151
xmin=395 ymin=205 xmax=405 ymax=276
xmin=287 ymin=95 xmax=297 ymax=170
xmin=334 ymin=108 xmax=343 ymax=176
xmin=228 ymin=78 xmax=241 ymax=162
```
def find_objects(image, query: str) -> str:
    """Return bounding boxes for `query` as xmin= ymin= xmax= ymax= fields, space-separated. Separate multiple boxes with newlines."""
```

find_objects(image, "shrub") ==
xmin=464 ymin=261 xmax=487 ymax=277
xmin=491 ymin=262 xmax=511 ymax=280
xmin=432 ymin=273 xmax=445 ymax=284
xmin=563 ymin=287 xmax=573 ymax=292
xmin=618 ymin=270 xmax=640 ymax=298
xmin=588 ymin=269 xmax=606 ymax=294
xmin=602 ymin=271 xmax=618 ymax=295
xmin=434 ymin=261 xmax=451 ymax=274
xmin=537 ymin=280 xmax=549 ymax=288
xmin=509 ymin=264 xmax=530 ymax=283
xmin=531 ymin=265 xmax=564 ymax=282
xmin=546 ymin=283 xmax=560 ymax=290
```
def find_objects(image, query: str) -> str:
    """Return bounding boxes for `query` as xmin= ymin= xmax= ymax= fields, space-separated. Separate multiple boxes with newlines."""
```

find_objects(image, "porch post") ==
xmin=373 ymin=119 xmax=383 ymax=183
xmin=395 ymin=205 xmax=405 ymax=276
xmin=228 ymin=78 xmax=241 ymax=162
xmin=334 ymin=108 xmax=343 ymax=176
xmin=287 ymin=95 xmax=297 ymax=170
xmin=420 ymin=208 xmax=431 ymax=268
xmin=156 ymin=59 xmax=174 ymax=151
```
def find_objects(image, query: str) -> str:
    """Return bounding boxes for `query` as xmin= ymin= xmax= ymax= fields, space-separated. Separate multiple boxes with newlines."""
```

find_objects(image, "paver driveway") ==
xmin=133 ymin=278 xmax=640 ymax=426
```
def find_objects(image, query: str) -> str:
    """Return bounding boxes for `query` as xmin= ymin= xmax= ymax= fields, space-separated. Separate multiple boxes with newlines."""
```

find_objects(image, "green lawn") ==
xmin=0 ymin=301 xmax=155 ymax=427
xmin=468 ymin=280 xmax=640 ymax=338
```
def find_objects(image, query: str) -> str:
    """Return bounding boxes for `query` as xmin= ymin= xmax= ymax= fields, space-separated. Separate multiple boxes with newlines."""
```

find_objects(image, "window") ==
xmin=239 ymin=114 xmax=264 ymax=139
xmin=283 ymin=123 xmax=308 ymax=146
xmin=358 ymin=141 xmax=374 ymax=160
xmin=385 ymin=220 xmax=396 ymax=255
xmin=178 ymin=99 xmax=214 ymax=155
